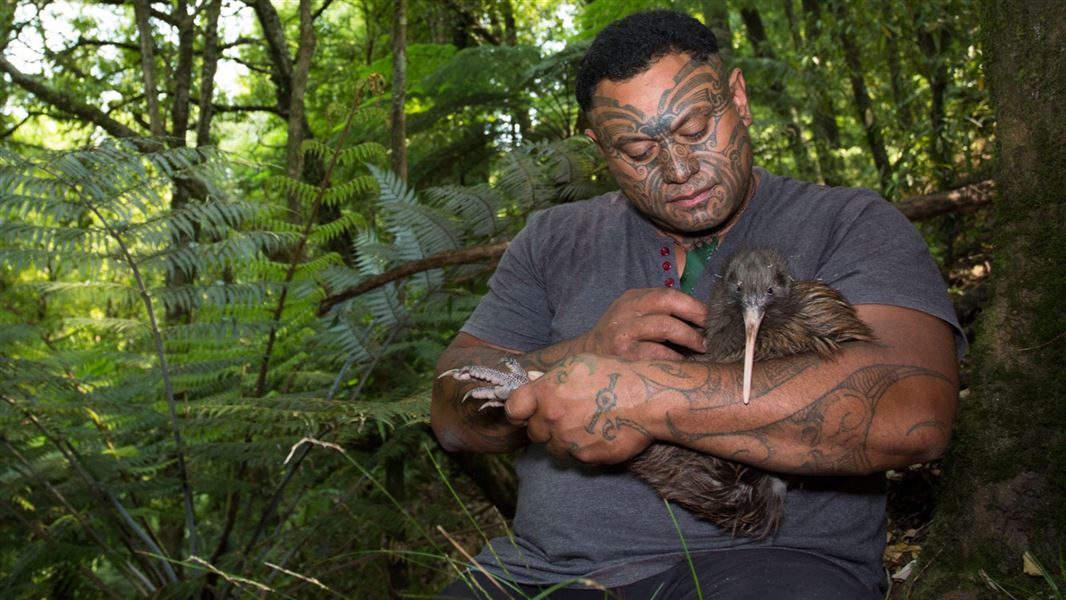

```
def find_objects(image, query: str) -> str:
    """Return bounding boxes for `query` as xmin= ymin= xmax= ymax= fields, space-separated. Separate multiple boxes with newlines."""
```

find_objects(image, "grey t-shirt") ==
xmin=459 ymin=168 xmax=964 ymax=591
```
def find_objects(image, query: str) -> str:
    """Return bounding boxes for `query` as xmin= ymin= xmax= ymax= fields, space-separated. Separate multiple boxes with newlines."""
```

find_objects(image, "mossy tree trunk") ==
xmin=913 ymin=1 xmax=1066 ymax=597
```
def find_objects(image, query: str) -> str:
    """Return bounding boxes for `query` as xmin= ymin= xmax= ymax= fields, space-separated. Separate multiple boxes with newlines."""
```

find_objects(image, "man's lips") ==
xmin=668 ymin=186 xmax=715 ymax=208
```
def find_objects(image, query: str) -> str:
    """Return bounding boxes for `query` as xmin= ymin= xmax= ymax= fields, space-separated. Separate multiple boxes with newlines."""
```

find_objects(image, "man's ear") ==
xmin=728 ymin=69 xmax=753 ymax=127
xmin=585 ymin=128 xmax=606 ymax=156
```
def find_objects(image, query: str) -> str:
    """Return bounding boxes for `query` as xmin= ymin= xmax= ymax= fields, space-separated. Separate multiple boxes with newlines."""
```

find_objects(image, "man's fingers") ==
xmin=546 ymin=439 xmax=573 ymax=462
xmin=524 ymin=416 xmax=550 ymax=444
xmin=630 ymin=314 xmax=707 ymax=352
xmin=630 ymin=342 xmax=685 ymax=361
xmin=624 ymin=288 xmax=708 ymax=326
xmin=504 ymin=385 xmax=535 ymax=426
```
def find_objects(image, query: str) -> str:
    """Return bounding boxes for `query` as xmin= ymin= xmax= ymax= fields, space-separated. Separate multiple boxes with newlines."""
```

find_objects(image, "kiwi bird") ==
xmin=440 ymin=247 xmax=874 ymax=537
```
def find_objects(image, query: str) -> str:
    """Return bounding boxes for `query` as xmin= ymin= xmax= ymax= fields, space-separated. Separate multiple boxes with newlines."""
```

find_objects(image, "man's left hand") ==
xmin=505 ymin=354 xmax=655 ymax=464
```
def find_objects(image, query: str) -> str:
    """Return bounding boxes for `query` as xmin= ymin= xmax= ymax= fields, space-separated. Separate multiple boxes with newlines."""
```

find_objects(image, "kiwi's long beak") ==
xmin=742 ymin=305 xmax=764 ymax=405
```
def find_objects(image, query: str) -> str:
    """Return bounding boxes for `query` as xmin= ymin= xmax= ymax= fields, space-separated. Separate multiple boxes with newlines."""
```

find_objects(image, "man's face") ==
xmin=585 ymin=52 xmax=755 ymax=239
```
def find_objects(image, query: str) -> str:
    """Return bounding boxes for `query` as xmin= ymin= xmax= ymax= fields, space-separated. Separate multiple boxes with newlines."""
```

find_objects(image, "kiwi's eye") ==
xmin=766 ymin=286 xmax=775 ymax=295
xmin=735 ymin=283 xmax=743 ymax=294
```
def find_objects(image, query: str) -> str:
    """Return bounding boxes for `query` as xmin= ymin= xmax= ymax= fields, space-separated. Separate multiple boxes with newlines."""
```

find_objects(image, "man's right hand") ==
xmin=575 ymin=287 xmax=708 ymax=360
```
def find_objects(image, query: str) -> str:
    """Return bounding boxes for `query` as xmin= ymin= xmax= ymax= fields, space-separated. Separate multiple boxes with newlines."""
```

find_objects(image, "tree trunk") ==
xmin=131 ymin=0 xmax=164 ymax=137
xmin=831 ymin=2 xmax=892 ymax=194
xmin=170 ymin=0 xmax=195 ymax=148
xmin=285 ymin=0 xmax=317 ymax=219
xmin=882 ymin=1 xmax=914 ymax=134
xmin=390 ymin=0 xmax=407 ymax=181
xmin=912 ymin=1 xmax=1066 ymax=596
xmin=915 ymin=6 xmax=953 ymax=189
xmin=800 ymin=0 xmax=844 ymax=186
xmin=740 ymin=6 xmax=815 ymax=177
xmin=701 ymin=0 xmax=733 ymax=64
xmin=195 ymin=0 xmax=222 ymax=147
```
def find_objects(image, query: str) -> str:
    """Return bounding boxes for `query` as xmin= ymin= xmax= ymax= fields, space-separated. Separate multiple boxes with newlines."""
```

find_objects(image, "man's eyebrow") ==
xmin=604 ymin=105 xmax=709 ymax=145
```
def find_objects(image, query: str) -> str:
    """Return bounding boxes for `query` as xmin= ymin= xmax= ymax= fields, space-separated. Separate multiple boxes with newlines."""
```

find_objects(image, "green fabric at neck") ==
xmin=679 ymin=237 xmax=718 ymax=295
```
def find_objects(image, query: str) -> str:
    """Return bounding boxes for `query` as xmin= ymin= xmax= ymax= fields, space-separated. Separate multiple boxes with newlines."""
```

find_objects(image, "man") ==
xmin=432 ymin=10 xmax=962 ymax=599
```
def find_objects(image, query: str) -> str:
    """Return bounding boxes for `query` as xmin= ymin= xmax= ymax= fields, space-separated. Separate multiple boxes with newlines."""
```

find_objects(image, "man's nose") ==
xmin=658 ymin=142 xmax=698 ymax=183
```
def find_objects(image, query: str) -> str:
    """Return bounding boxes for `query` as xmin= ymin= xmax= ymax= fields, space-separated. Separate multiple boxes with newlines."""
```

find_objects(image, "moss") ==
xmin=911 ymin=1 xmax=1066 ymax=597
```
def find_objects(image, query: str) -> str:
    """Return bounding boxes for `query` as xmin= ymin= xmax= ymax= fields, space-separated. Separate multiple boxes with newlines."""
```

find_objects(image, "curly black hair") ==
xmin=575 ymin=10 xmax=720 ymax=112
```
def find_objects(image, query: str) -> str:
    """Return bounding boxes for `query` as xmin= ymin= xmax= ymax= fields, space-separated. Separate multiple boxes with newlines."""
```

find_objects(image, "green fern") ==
xmin=1 ymin=112 xmax=612 ymax=596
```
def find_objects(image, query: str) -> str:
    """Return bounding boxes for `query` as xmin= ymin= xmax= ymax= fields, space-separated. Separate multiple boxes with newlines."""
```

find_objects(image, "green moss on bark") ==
xmin=912 ymin=1 xmax=1066 ymax=597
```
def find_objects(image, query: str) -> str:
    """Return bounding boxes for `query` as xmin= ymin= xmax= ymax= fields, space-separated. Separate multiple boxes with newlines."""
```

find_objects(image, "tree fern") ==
xmin=1 ymin=100 xmax=613 ymax=596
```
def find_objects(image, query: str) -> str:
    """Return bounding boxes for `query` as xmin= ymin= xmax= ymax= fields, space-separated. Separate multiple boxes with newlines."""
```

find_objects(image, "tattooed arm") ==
xmin=504 ymin=304 xmax=959 ymax=475
xmin=431 ymin=288 xmax=709 ymax=453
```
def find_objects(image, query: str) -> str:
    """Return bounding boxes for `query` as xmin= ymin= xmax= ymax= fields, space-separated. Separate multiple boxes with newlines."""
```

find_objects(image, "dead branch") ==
xmin=896 ymin=179 xmax=995 ymax=220
xmin=317 ymin=241 xmax=510 ymax=315
xmin=316 ymin=180 xmax=995 ymax=314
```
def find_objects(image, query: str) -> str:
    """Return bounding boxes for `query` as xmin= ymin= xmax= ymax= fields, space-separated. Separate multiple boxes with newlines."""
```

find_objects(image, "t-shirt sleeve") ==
xmin=816 ymin=192 xmax=967 ymax=359
xmin=460 ymin=211 xmax=553 ymax=352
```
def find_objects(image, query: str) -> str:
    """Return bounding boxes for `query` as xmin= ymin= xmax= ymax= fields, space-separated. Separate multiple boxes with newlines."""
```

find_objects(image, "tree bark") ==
xmin=246 ymin=0 xmax=294 ymax=117
xmin=170 ymin=0 xmax=195 ymax=148
xmin=285 ymin=0 xmax=317 ymax=219
xmin=883 ymin=1 xmax=914 ymax=131
xmin=831 ymin=2 xmax=892 ymax=194
xmin=195 ymin=0 xmax=223 ymax=146
xmin=895 ymin=179 xmax=994 ymax=221
xmin=740 ymin=6 xmax=815 ymax=176
xmin=800 ymin=0 xmax=844 ymax=186
xmin=131 ymin=0 xmax=164 ymax=136
xmin=390 ymin=0 xmax=407 ymax=181
xmin=0 ymin=56 xmax=141 ymax=139
xmin=913 ymin=1 xmax=1066 ymax=595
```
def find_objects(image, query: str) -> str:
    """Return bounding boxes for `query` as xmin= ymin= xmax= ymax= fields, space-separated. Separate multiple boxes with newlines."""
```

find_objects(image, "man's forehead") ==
xmin=588 ymin=52 xmax=724 ymax=120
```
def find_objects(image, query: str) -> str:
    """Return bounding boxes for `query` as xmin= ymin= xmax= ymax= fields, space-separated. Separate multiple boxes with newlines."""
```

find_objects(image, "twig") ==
xmin=1 ymin=438 xmax=155 ymax=591
xmin=263 ymin=561 xmax=336 ymax=594
xmin=187 ymin=556 xmax=273 ymax=593
xmin=284 ymin=436 xmax=346 ymax=464
xmin=30 ymin=152 xmax=200 ymax=562
xmin=902 ymin=548 xmax=942 ymax=600
xmin=314 ymin=179 xmax=994 ymax=317
xmin=1017 ymin=328 xmax=1066 ymax=352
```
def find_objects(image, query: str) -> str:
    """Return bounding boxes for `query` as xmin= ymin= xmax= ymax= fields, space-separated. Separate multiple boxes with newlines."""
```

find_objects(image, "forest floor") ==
xmin=884 ymin=461 xmax=945 ymax=598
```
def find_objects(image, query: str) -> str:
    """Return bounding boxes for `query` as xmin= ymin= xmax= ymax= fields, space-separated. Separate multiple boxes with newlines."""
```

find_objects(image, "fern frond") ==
xmin=367 ymin=164 xmax=416 ymax=206
xmin=423 ymin=184 xmax=503 ymax=238
xmin=138 ymin=231 xmax=300 ymax=277
xmin=322 ymin=175 xmax=378 ymax=206
xmin=496 ymin=143 xmax=556 ymax=210
xmin=307 ymin=211 xmax=367 ymax=245
xmin=0 ymin=223 xmax=113 ymax=254
xmin=153 ymin=282 xmax=281 ymax=313
xmin=265 ymin=176 xmax=321 ymax=206
xmin=302 ymin=140 xmax=388 ymax=169
xmin=369 ymin=164 xmax=464 ymax=256
xmin=362 ymin=283 xmax=406 ymax=328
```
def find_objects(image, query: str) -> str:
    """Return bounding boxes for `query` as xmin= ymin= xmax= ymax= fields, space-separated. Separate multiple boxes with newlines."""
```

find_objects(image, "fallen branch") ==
xmin=896 ymin=178 xmax=995 ymax=221
xmin=317 ymin=180 xmax=996 ymax=313
xmin=316 ymin=241 xmax=510 ymax=315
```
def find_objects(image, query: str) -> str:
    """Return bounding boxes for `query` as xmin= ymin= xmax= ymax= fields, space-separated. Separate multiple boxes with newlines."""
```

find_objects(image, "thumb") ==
xmin=504 ymin=384 xmax=536 ymax=425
